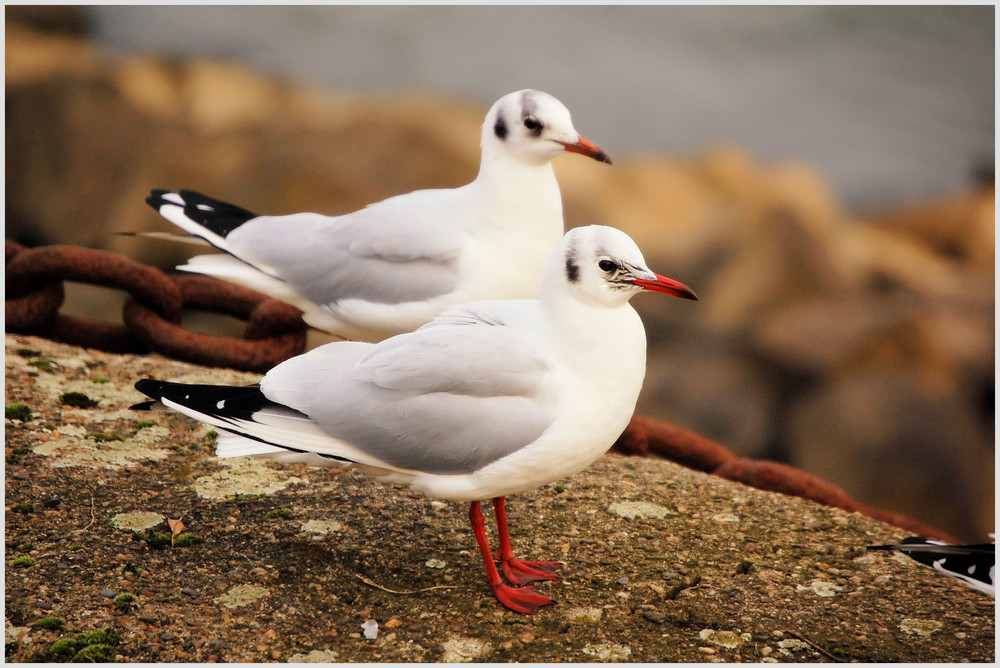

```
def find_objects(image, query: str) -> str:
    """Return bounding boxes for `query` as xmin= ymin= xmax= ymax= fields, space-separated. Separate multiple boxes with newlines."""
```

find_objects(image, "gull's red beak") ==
xmin=631 ymin=274 xmax=698 ymax=301
xmin=557 ymin=136 xmax=612 ymax=165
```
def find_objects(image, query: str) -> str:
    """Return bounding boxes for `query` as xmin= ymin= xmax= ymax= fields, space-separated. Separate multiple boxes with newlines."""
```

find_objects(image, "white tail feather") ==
xmin=215 ymin=433 xmax=288 ymax=459
xmin=216 ymin=433 xmax=350 ymax=468
xmin=179 ymin=254 xmax=286 ymax=291
xmin=160 ymin=397 xmax=409 ymax=474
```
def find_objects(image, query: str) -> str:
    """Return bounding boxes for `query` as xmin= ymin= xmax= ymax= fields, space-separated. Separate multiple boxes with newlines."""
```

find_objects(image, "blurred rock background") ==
xmin=5 ymin=6 xmax=994 ymax=541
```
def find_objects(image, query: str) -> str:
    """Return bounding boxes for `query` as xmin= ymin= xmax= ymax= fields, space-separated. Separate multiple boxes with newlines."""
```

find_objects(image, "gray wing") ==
xmin=225 ymin=189 xmax=468 ymax=306
xmin=261 ymin=311 xmax=555 ymax=474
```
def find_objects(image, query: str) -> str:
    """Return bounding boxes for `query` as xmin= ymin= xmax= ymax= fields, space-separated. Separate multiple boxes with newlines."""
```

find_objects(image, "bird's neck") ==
xmin=473 ymin=150 xmax=562 ymax=215
xmin=541 ymin=290 xmax=647 ymax=372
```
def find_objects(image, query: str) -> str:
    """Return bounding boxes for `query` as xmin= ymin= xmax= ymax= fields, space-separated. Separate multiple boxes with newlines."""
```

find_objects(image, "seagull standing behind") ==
xmin=145 ymin=89 xmax=611 ymax=341
xmin=134 ymin=225 xmax=697 ymax=614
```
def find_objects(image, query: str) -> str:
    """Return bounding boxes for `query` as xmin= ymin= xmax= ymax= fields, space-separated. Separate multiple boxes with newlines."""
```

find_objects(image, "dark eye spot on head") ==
xmin=523 ymin=114 xmax=543 ymax=136
xmin=598 ymin=259 xmax=617 ymax=273
xmin=494 ymin=109 xmax=508 ymax=140
xmin=565 ymin=254 xmax=580 ymax=283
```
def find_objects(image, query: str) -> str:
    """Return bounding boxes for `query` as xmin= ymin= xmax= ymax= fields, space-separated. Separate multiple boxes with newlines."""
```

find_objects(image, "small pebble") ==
xmin=99 ymin=589 xmax=116 ymax=598
xmin=35 ymin=600 xmax=53 ymax=610
xmin=641 ymin=610 xmax=665 ymax=624
xmin=617 ymin=576 xmax=630 ymax=585
xmin=138 ymin=616 xmax=157 ymax=624
xmin=181 ymin=588 xmax=198 ymax=597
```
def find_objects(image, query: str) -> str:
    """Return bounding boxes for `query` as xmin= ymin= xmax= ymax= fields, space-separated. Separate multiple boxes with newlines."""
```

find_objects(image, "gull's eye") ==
xmin=523 ymin=115 xmax=542 ymax=133
xmin=598 ymin=259 xmax=618 ymax=273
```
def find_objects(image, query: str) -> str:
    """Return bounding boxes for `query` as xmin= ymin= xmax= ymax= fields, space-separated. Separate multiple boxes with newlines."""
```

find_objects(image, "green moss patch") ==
xmin=85 ymin=432 xmax=124 ymax=443
xmin=49 ymin=627 xmax=121 ymax=661
xmin=58 ymin=392 xmax=98 ymax=409
xmin=5 ymin=403 xmax=33 ymax=421
xmin=37 ymin=617 xmax=64 ymax=631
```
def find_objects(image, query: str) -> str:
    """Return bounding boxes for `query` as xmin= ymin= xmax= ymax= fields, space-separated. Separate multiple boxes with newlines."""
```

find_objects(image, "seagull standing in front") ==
xmin=134 ymin=225 xmax=697 ymax=614
xmin=146 ymin=89 xmax=611 ymax=341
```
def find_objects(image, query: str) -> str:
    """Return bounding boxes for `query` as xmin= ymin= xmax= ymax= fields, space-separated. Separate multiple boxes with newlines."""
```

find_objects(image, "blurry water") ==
xmin=90 ymin=5 xmax=993 ymax=209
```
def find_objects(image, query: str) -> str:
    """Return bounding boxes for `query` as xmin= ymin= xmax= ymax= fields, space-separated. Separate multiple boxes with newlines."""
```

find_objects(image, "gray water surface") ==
xmin=90 ymin=5 xmax=994 ymax=210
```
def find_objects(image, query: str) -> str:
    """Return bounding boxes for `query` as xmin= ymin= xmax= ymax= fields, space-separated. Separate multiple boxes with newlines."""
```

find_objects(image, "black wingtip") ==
xmin=146 ymin=189 xmax=171 ymax=210
xmin=134 ymin=378 xmax=168 ymax=400
xmin=145 ymin=189 xmax=259 ymax=237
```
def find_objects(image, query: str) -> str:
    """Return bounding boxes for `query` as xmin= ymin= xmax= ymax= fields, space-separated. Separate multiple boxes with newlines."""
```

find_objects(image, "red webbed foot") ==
xmin=491 ymin=583 xmax=556 ymax=614
xmin=501 ymin=558 xmax=564 ymax=586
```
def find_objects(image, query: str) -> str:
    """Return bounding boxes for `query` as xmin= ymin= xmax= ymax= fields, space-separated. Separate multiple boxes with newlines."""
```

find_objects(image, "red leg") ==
xmin=468 ymin=501 xmax=554 ymax=614
xmin=492 ymin=496 xmax=563 ymax=586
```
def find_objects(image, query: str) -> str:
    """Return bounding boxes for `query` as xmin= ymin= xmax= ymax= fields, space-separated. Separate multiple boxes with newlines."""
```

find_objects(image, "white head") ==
xmin=481 ymin=89 xmax=612 ymax=167
xmin=546 ymin=225 xmax=698 ymax=308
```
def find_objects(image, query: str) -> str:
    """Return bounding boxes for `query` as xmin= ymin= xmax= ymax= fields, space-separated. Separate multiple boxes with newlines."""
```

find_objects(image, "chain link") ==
xmin=5 ymin=240 xmax=307 ymax=370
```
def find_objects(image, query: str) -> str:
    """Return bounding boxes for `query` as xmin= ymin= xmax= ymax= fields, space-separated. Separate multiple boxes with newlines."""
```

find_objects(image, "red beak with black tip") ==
xmin=557 ymin=136 xmax=613 ymax=165
xmin=631 ymin=274 xmax=698 ymax=301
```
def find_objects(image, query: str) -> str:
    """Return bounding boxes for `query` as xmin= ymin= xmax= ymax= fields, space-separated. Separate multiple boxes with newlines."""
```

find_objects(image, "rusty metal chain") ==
xmin=5 ymin=240 xmax=307 ymax=371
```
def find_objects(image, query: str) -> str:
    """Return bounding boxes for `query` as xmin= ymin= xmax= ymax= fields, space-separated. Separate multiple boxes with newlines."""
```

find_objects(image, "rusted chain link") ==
xmin=5 ymin=240 xmax=307 ymax=371
xmin=123 ymin=275 xmax=306 ymax=371
xmin=6 ymin=240 xmax=67 ymax=331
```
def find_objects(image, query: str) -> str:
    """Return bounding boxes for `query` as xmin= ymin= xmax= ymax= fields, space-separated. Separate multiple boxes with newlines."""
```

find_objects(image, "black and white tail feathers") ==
xmin=868 ymin=537 xmax=995 ymax=596
xmin=146 ymin=189 xmax=259 ymax=249
xmin=133 ymin=379 xmax=274 ymax=423
xmin=132 ymin=379 xmax=353 ymax=466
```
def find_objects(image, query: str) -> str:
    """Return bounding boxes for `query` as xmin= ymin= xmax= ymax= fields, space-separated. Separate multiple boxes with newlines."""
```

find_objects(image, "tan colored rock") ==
xmin=865 ymin=185 xmax=996 ymax=274
xmin=185 ymin=61 xmax=284 ymax=135
xmin=4 ymin=24 xmax=101 ymax=85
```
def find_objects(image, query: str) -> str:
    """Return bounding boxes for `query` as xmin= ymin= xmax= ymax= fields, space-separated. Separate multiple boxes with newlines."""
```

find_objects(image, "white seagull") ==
xmin=146 ymin=89 xmax=611 ymax=341
xmin=134 ymin=225 xmax=697 ymax=614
